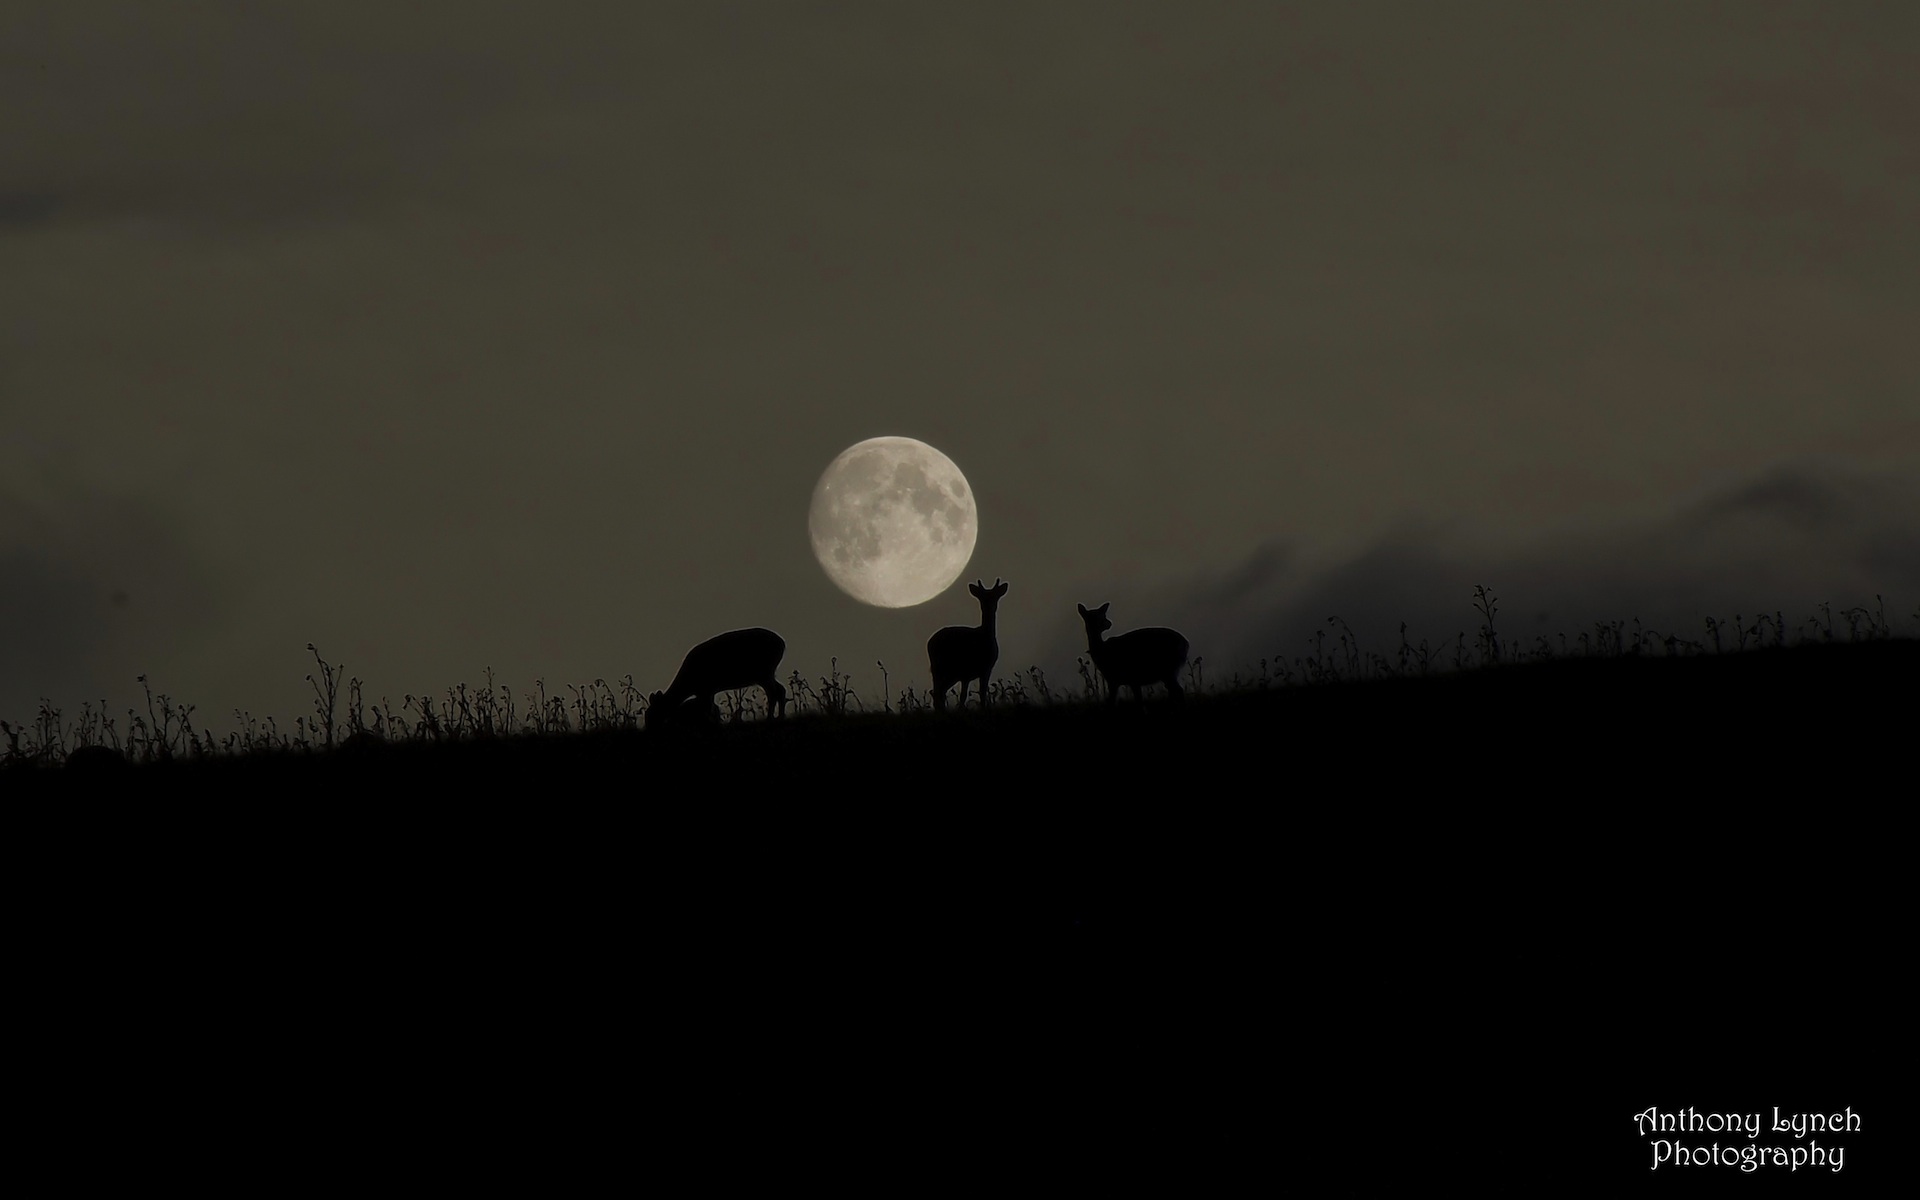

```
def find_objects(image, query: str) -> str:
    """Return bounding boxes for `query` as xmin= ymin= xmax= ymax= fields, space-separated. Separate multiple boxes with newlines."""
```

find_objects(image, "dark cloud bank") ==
xmin=0 ymin=471 xmax=219 ymax=725
xmin=5 ymin=454 xmax=1914 ymax=726
xmin=1041 ymin=457 xmax=1920 ymax=678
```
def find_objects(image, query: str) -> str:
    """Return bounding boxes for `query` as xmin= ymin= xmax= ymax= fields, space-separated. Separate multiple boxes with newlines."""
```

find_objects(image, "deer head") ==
xmin=1077 ymin=601 xmax=1113 ymax=635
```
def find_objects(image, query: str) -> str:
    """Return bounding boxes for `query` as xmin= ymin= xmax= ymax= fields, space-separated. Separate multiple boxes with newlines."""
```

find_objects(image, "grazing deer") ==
xmin=928 ymin=578 xmax=1008 ymax=713
xmin=65 ymin=744 xmax=130 ymax=771
xmin=648 ymin=627 xmax=789 ymax=728
xmin=1077 ymin=602 xmax=1189 ymax=704
xmin=339 ymin=730 xmax=386 ymax=755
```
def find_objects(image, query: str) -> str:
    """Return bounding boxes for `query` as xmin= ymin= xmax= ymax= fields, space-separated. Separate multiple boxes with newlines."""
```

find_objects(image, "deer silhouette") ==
xmin=339 ymin=730 xmax=386 ymax=755
xmin=64 ymin=744 xmax=130 ymax=771
xmin=928 ymin=578 xmax=1008 ymax=713
xmin=1077 ymin=602 xmax=1189 ymax=703
xmin=648 ymin=627 xmax=789 ymax=728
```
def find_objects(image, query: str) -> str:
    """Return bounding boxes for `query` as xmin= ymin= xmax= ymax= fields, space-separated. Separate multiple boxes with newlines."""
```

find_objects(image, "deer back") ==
xmin=928 ymin=623 xmax=996 ymax=677
xmin=665 ymin=627 xmax=785 ymax=701
xmin=1097 ymin=627 xmax=1190 ymax=683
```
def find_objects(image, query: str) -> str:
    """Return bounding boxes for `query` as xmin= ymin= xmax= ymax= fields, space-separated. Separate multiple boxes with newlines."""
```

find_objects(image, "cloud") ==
xmin=0 ymin=451 xmax=221 ymax=724
xmin=0 ymin=193 xmax=62 ymax=230
xmin=1058 ymin=457 xmax=1920 ymax=676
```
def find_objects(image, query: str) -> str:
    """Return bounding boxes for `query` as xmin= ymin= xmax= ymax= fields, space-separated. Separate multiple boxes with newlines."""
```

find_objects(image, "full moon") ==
xmin=809 ymin=436 xmax=978 ymax=608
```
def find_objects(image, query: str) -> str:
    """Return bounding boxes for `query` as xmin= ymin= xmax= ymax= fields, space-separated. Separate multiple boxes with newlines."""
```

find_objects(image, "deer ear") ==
xmin=1077 ymin=603 xmax=1088 ymax=616
xmin=969 ymin=582 xmax=985 ymax=598
xmin=994 ymin=580 xmax=1008 ymax=596
xmin=1098 ymin=602 xmax=1111 ymax=615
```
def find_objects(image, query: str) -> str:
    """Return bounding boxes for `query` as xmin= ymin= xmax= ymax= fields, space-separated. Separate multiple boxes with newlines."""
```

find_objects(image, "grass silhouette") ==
xmin=7 ymin=587 xmax=1912 ymax=794
xmin=3 ymin=588 xmax=1914 ymax=774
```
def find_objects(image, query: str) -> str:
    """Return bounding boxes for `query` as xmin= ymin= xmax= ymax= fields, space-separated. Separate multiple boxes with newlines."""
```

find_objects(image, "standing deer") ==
xmin=1077 ymin=602 xmax=1189 ymax=704
xmin=928 ymin=578 xmax=1008 ymax=713
xmin=648 ymin=627 xmax=789 ymax=728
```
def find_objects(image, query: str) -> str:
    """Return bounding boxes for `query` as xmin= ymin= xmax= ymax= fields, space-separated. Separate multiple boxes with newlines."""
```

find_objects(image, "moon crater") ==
xmin=810 ymin=437 xmax=978 ymax=608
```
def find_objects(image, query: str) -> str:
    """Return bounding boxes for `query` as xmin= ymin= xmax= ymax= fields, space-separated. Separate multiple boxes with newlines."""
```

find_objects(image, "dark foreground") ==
xmin=9 ymin=641 xmax=1912 ymax=1189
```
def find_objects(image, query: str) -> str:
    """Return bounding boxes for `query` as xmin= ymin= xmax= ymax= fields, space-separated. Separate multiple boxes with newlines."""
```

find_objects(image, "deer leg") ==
xmin=933 ymin=680 xmax=947 ymax=713
xmin=979 ymin=675 xmax=990 ymax=710
xmin=1166 ymin=676 xmax=1183 ymax=700
xmin=957 ymin=679 xmax=970 ymax=709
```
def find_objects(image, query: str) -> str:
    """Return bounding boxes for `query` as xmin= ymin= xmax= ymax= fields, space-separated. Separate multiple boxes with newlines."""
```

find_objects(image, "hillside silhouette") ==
xmin=8 ymin=637 xmax=1907 ymax=1188
xmin=11 ymin=638 xmax=1910 ymax=909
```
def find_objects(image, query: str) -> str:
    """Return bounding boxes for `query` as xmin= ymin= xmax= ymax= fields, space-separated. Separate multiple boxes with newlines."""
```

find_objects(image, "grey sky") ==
xmin=3 ymin=2 xmax=1916 ymax=725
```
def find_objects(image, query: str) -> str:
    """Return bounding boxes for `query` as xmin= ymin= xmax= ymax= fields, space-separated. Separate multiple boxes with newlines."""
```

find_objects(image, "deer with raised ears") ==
xmin=928 ymin=578 xmax=1008 ymax=713
xmin=1077 ymin=602 xmax=1189 ymax=704
xmin=648 ymin=627 xmax=789 ymax=728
